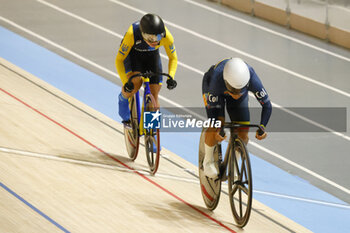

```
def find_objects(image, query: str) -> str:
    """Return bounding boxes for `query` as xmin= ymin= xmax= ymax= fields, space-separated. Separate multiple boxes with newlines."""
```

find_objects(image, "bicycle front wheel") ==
xmin=198 ymin=128 xmax=221 ymax=210
xmin=144 ymin=94 xmax=160 ymax=175
xmin=123 ymin=94 xmax=140 ymax=161
xmin=228 ymin=137 xmax=252 ymax=228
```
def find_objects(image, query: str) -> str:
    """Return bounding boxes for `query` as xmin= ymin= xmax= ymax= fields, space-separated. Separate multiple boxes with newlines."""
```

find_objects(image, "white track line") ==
xmin=0 ymin=147 xmax=198 ymax=183
xmin=0 ymin=17 xmax=203 ymax=122
xmin=37 ymin=0 xmax=204 ymax=76
xmin=250 ymin=141 xmax=350 ymax=195
xmin=34 ymin=0 xmax=350 ymax=142
xmin=0 ymin=17 xmax=185 ymax=109
xmin=184 ymin=0 xmax=350 ymax=63
xmin=1 ymin=146 xmax=349 ymax=209
xmin=1 ymin=16 xmax=349 ymax=195
xmin=270 ymin=102 xmax=350 ymax=141
xmin=110 ymin=0 xmax=350 ymax=99
xmin=253 ymin=190 xmax=350 ymax=209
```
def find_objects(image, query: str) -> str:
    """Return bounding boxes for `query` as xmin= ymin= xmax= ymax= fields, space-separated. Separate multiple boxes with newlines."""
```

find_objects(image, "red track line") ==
xmin=0 ymin=87 xmax=237 ymax=233
xmin=201 ymin=184 xmax=214 ymax=201
xmin=127 ymin=134 xmax=136 ymax=148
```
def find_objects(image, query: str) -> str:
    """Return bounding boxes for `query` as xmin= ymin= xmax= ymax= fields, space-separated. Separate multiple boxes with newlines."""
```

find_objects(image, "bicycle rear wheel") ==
xmin=228 ymin=137 xmax=252 ymax=228
xmin=123 ymin=94 xmax=140 ymax=161
xmin=144 ymin=94 xmax=160 ymax=175
xmin=198 ymin=128 xmax=221 ymax=210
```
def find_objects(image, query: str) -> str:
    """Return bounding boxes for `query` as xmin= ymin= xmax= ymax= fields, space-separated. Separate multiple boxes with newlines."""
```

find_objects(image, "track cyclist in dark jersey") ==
xmin=202 ymin=57 xmax=272 ymax=178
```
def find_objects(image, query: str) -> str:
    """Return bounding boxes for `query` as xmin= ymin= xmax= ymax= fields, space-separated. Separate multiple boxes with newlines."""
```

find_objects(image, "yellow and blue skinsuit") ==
xmin=116 ymin=21 xmax=178 ymax=122
xmin=116 ymin=21 xmax=178 ymax=85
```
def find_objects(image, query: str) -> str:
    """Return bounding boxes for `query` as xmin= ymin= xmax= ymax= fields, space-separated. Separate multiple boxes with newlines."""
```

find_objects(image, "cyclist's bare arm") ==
xmin=204 ymin=117 xmax=225 ymax=146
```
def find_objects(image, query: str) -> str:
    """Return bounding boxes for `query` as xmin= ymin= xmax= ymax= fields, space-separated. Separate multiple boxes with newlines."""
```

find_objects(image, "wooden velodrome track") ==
xmin=0 ymin=58 xmax=311 ymax=232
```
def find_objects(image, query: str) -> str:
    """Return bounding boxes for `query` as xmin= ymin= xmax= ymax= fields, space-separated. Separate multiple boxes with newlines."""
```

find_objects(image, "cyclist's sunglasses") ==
xmin=225 ymin=80 xmax=248 ymax=95
xmin=142 ymin=32 xmax=163 ymax=43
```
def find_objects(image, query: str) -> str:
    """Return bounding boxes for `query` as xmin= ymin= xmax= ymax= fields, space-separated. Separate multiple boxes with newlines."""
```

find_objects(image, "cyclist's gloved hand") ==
xmin=166 ymin=78 xmax=177 ymax=90
xmin=214 ymin=128 xmax=226 ymax=142
xmin=124 ymin=81 xmax=134 ymax=93
xmin=256 ymin=125 xmax=267 ymax=140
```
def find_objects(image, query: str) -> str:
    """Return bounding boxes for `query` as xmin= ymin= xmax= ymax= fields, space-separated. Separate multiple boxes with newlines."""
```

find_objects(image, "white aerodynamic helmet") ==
xmin=223 ymin=58 xmax=250 ymax=89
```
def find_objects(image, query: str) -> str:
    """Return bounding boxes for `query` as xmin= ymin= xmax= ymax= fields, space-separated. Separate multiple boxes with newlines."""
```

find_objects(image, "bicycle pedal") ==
xmin=122 ymin=120 xmax=132 ymax=129
xmin=220 ymin=173 xmax=228 ymax=181
xmin=218 ymin=164 xmax=227 ymax=181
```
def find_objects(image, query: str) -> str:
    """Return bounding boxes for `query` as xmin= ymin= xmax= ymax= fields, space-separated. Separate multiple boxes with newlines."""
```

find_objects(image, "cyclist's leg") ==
xmin=142 ymin=51 xmax=163 ymax=151
xmin=226 ymin=95 xmax=250 ymax=145
xmin=202 ymin=66 xmax=225 ymax=146
xmin=122 ymin=72 xmax=143 ymax=97
xmin=149 ymin=81 xmax=161 ymax=152
xmin=118 ymin=53 xmax=133 ymax=121
xmin=225 ymin=96 xmax=249 ymax=182
xmin=202 ymin=69 xmax=225 ymax=178
xmin=118 ymin=50 xmax=143 ymax=121
xmin=149 ymin=50 xmax=162 ymax=109
xmin=125 ymin=49 xmax=145 ymax=96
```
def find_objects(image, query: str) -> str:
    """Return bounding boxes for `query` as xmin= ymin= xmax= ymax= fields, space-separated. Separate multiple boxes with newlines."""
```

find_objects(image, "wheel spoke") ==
xmin=239 ymin=155 xmax=246 ymax=180
xmin=241 ymin=184 xmax=249 ymax=195
xmin=230 ymin=183 xmax=239 ymax=196
xmin=242 ymin=172 xmax=249 ymax=186
xmin=151 ymin=136 xmax=157 ymax=145
xmin=242 ymin=159 xmax=250 ymax=184
xmin=239 ymin=188 xmax=243 ymax=217
xmin=149 ymin=139 xmax=154 ymax=164
xmin=234 ymin=154 xmax=241 ymax=179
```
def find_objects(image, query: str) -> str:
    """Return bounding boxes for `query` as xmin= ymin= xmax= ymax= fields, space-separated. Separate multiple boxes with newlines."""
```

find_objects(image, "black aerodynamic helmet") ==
xmin=140 ymin=13 xmax=165 ymax=36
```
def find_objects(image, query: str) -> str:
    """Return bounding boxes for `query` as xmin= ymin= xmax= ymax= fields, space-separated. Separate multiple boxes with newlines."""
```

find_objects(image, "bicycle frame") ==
xmin=136 ymin=77 xmax=152 ymax=136
xmin=128 ymin=72 xmax=171 ymax=135
xmin=217 ymin=132 xmax=235 ymax=181
xmin=218 ymin=123 xmax=263 ymax=178
xmin=123 ymin=72 xmax=172 ymax=174
xmin=199 ymin=123 xmax=264 ymax=227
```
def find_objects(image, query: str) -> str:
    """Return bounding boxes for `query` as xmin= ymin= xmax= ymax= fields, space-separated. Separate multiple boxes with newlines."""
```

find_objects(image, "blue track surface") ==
xmin=1 ymin=26 xmax=349 ymax=233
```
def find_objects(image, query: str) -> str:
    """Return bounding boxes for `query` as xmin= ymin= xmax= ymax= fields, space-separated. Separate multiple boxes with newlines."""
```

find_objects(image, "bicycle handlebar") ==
xmin=222 ymin=123 xmax=265 ymax=136
xmin=128 ymin=72 xmax=172 ymax=83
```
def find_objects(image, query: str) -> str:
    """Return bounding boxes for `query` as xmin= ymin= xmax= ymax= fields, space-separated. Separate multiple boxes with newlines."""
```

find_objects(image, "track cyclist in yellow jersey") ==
xmin=116 ymin=13 xmax=178 ymax=125
xmin=202 ymin=58 xmax=272 ymax=178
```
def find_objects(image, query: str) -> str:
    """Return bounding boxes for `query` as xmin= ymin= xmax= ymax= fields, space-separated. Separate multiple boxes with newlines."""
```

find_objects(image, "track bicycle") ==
xmin=123 ymin=72 xmax=172 ymax=175
xmin=198 ymin=123 xmax=264 ymax=227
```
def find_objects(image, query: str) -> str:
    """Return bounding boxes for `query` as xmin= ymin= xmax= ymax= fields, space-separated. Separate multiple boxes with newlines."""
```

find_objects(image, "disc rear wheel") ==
xmin=123 ymin=95 xmax=140 ymax=161
xmin=198 ymin=128 xmax=221 ymax=210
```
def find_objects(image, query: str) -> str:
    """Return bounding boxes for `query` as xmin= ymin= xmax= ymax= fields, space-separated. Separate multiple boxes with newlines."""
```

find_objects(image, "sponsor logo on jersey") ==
xmin=134 ymin=47 xmax=157 ymax=52
xmin=255 ymin=88 xmax=267 ymax=99
xmin=208 ymin=93 xmax=219 ymax=103
xmin=135 ymin=40 xmax=142 ymax=45
xmin=121 ymin=43 xmax=129 ymax=52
